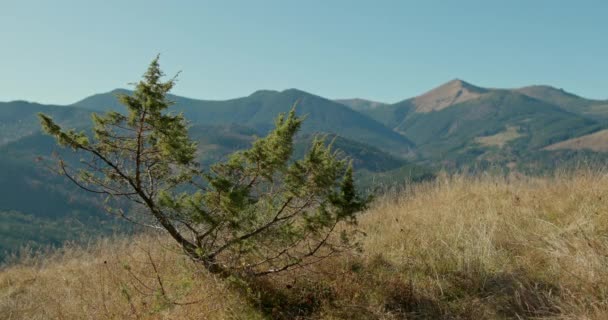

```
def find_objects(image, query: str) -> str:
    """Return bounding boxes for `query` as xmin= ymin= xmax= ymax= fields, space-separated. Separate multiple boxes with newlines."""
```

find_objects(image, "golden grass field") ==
xmin=545 ymin=129 xmax=608 ymax=152
xmin=2 ymin=170 xmax=608 ymax=319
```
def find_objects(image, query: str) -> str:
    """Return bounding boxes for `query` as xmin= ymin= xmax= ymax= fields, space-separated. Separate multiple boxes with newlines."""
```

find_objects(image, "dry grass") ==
xmin=351 ymin=170 xmax=608 ymax=318
xmin=0 ymin=236 xmax=262 ymax=320
xmin=475 ymin=126 xmax=524 ymax=148
xmin=545 ymin=129 xmax=608 ymax=152
xmin=2 ymin=170 xmax=608 ymax=319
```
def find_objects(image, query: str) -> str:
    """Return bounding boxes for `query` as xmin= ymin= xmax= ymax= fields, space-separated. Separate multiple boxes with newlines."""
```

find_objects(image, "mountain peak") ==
xmin=445 ymin=78 xmax=466 ymax=85
xmin=109 ymin=88 xmax=132 ymax=95
xmin=413 ymin=79 xmax=487 ymax=112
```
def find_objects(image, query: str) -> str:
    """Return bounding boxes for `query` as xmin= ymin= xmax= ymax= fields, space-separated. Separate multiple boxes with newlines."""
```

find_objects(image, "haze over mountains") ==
xmin=1 ymin=79 xmax=608 ymax=259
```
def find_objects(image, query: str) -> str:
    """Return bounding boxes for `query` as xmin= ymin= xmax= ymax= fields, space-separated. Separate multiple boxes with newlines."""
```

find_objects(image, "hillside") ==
xmin=357 ymin=79 xmax=488 ymax=127
xmin=187 ymin=124 xmax=430 ymax=178
xmin=0 ymin=134 xmax=130 ymax=260
xmin=0 ymin=133 xmax=111 ymax=219
xmin=411 ymin=79 xmax=488 ymax=112
xmin=544 ymin=129 xmax=608 ymax=152
xmin=73 ymin=89 xmax=415 ymax=156
xmin=0 ymin=120 xmax=427 ymax=260
xmin=334 ymin=98 xmax=387 ymax=111
xmin=64 ymin=81 xmax=608 ymax=167
xmin=394 ymin=91 xmax=600 ymax=168
xmin=514 ymin=85 xmax=608 ymax=119
xmin=0 ymin=101 xmax=92 ymax=145
xmin=357 ymin=80 xmax=606 ymax=168
xmin=3 ymin=172 xmax=607 ymax=319
xmin=357 ymin=80 xmax=608 ymax=124
xmin=2 ymin=80 xmax=608 ymax=259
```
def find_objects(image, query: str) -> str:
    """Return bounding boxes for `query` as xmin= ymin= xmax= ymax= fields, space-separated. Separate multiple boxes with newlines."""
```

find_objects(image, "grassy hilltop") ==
xmin=2 ymin=170 xmax=607 ymax=319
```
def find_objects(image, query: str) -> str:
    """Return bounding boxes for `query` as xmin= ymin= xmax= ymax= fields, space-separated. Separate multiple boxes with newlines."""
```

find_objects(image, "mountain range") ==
xmin=1 ymin=79 xmax=607 ymax=259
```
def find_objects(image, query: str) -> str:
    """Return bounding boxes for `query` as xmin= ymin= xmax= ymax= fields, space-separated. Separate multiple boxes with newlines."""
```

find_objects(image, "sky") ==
xmin=1 ymin=0 xmax=607 ymax=105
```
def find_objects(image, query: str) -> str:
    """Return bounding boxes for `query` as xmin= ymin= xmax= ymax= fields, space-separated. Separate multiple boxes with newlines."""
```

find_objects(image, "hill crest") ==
xmin=334 ymin=98 xmax=387 ymax=111
xmin=411 ymin=79 xmax=488 ymax=113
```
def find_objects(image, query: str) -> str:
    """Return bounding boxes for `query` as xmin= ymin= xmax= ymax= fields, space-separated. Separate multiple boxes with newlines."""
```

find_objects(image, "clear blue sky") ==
xmin=1 ymin=0 xmax=606 ymax=104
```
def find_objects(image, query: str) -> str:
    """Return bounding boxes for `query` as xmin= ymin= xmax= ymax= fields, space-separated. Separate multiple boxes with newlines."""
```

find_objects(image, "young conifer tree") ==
xmin=39 ymin=57 xmax=367 ymax=276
